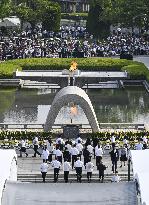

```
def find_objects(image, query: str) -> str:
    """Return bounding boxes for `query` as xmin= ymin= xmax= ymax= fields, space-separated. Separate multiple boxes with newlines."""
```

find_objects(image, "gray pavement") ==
xmin=2 ymin=181 xmax=137 ymax=205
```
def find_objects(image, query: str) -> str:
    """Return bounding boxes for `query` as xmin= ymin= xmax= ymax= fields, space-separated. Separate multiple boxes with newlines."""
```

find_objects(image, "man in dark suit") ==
xmin=109 ymin=147 xmax=119 ymax=173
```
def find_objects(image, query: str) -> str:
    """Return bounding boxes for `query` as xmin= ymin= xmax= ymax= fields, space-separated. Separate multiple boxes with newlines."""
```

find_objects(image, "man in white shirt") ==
xmin=76 ymin=140 xmax=83 ymax=160
xmin=74 ymin=157 xmax=84 ymax=183
xmin=19 ymin=139 xmax=28 ymax=157
xmin=95 ymin=145 xmax=103 ymax=167
xmin=111 ymin=135 xmax=116 ymax=148
xmin=55 ymin=147 xmax=63 ymax=163
xmin=75 ymin=135 xmax=83 ymax=144
xmin=143 ymin=136 xmax=148 ymax=149
xmin=86 ymin=159 xmax=94 ymax=182
xmin=32 ymin=136 xmax=41 ymax=157
xmin=42 ymin=146 xmax=49 ymax=162
xmin=71 ymin=144 xmax=79 ymax=169
xmin=52 ymin=158 xmax=61 ymax=182
xmin=40 ymin=159 xmax=49 ymax=182
xmin=63 ymin=159 xmax=71 ymax=183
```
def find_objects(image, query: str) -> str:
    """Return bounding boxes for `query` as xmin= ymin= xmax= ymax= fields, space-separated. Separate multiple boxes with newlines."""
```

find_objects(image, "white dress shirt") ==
xmin=74 ymin=160 xmax=84 ymax=168
xmin=63 ymin=161 xmax=71 ymax=171
xmin=42 ymin=149 xmax=49 ymax=160
xmin=136 ymin=143 xmax=143 ymax=150
xmin=111 ymin=136 xmax=115 ymax=143
xmin=95 ymin=148 xmax=103 ymax=156
xmin=55 ymin=149 xmax=62 ymax=157
xmin=86 ymin=162 xmax=94 ymax=172
xmin=87 ymin=145 xmax=93 ymax=154
xmin=52 ymin=160 xmax=61 ymax=169
xmin=71 ymin=147 xmax=79 ymax=156
xmin=76 ymin=143 xmax=83 ymax=152
xmin=40 ymin=162 xmax=48 ymax=172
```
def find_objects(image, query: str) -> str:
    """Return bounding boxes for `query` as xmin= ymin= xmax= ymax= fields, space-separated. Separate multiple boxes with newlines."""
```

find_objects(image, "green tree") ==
xmin=0 ymin=0 xmax=12 ymax=20
xmin=14 ymin=0 xmax=61 ymax=30
xmin=86 ymin=0 xmax=112 ymax=38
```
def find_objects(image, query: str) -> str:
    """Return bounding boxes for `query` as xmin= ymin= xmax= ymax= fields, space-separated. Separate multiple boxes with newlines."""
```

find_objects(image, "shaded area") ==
xmin=2 ymin=182 xmax=137 ymax=205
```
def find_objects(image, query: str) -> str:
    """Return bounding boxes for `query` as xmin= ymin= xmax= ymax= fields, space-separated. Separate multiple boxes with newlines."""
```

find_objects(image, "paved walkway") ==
xmin=2 ymin=181 xmax=137 ymax=205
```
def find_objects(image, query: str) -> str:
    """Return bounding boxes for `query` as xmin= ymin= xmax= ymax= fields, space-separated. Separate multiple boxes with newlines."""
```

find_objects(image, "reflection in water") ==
xmin=0 ymin=87 xmax=148 ymax=124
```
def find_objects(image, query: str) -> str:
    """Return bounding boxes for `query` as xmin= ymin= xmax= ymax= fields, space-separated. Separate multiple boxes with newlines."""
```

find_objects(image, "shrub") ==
xmin=0 ymin=58 xmax=149 ymax=81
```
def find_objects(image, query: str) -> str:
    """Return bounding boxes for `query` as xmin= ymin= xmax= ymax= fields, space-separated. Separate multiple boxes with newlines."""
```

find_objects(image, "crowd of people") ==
xmin=19 ymin=133 xmax=148 ymax=183
xmin=0 ymin=25 xmax=149 ymax=61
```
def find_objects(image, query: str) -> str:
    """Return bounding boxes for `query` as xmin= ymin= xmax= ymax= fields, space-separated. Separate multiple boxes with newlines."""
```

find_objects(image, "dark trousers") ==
xmin=112 ymin=160 xmax=117 ymax=173
xmin=20 ymin=147 xmax=28 ymax=157
xmin=72 ymin=155 xmax=77 ymax=169
xmin=96 ymin=156 xmax=102 ymax=166
xmin=54 ymin=168 xmax=59 ymax=182
xmin=87 ymin=172 xmax=92 ymax=182
xmin=41 ymin=172 xmax=47 ymax=182
xmin=33 ymin=145 xmax=41 ymax=157
xmin=64 ymin=171 xmax=69 ymax=183
xmin=99 ymin=171 xmax=104 ymax=181
xmin=76 ymin=167 xmax=82 ymax=182
xmin=48 ymin=154 xmax=52 ymax=162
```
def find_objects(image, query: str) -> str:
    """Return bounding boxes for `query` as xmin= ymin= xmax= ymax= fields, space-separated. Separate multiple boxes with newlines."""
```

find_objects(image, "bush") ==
xmin=0 ymin=58 xmax=149 ymax=81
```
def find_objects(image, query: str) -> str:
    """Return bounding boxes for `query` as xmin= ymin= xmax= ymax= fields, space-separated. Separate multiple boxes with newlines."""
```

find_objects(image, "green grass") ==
xmin=0 ymin=57 xmax=149 ymax=81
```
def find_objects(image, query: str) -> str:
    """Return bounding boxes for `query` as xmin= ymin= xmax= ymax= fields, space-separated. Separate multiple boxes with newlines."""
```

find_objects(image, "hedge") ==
xmin=0 ymin=58 xmax=149 ymax=81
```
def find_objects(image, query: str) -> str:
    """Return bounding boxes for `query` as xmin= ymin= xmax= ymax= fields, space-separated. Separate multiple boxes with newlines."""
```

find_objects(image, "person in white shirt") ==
xmin=52 ymin=158 xmax=61 ymax=182
xmin=95 ymin=145 xmax=103 ymax=166
xmin=55 ymin=147 xmax=62 ymax=163
xmin=86 ymin=159 xmax=94 ymax=182
xmin=143 ymin=136 xmax=148 ymax=149
xmin=32 ymin=136 xmax=41 ymax=157
xmin=76 ymin=140 xmax=83 ymax=160
xmin=74 ymin=157 xmax=84 ymax=183
xmin=63 ymin=159 xmax=71 ymax=183
xmin=111 ymin=135 xmax=116 ymax=148
xmin=87 ymin=144 xmax=93 ymax=158
xmin=56 ymin=136 xmax=64 ymax=145
xmin=40 ymin=159 xmax=49 ymax=182
xmin=111 ymin=172 xmax=121 ymax=182
xmin=46 ymin=138 xmax=53 ymax=163
xmin=70 ymin=144 xmax=79 ymax=169
xmin=42 ymin=146 xmax=49 ymax=162
xmin=136 ymin=141 xmax=143 ymax=150
xmin=75 ymin=135 xmax=83 ymax=144
xmin=19 ymin=139 xmax=28 ymax=157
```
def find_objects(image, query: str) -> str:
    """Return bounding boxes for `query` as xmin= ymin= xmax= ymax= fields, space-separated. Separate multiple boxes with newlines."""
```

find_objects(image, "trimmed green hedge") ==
xmin=0 ymin=58 xmax=149 ymax=81
xmin=61 ymin=12 xmax=88 ymax=20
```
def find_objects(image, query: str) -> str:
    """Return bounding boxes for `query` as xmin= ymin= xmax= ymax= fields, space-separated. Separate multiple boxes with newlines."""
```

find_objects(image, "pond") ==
xmin=0 ymin=87 xmax=148 ymax=125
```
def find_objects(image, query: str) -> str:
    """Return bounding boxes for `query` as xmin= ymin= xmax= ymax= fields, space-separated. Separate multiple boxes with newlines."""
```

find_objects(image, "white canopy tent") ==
xmin=0 ymin=17 xmax=20 ymax=28
xmin=131 ymin=150 xmax=149 ymax=205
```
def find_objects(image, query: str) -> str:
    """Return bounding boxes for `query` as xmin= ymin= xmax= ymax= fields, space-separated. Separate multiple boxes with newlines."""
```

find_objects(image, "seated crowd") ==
xmin=0 ymin=25 xmax=149 ymax=61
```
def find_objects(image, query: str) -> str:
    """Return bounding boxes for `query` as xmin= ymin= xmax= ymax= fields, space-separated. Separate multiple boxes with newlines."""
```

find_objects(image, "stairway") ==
xmin=2 ymin=181 xmax=137 ymax=205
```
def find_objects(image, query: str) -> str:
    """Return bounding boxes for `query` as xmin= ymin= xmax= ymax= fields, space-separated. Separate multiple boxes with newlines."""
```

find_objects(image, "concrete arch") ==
xmin=44 ymin=86 xmax=99 ymax=132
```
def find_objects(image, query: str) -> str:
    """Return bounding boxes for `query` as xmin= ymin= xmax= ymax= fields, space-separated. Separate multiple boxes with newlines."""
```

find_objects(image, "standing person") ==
xmin=76 ymin=140 xmax=83 ymax=160
xmin=52 ymin=158 xmax=61 ymax=182
xmin=55 ymin=147 xmax=63 ymax=163
xmin=97 ymin=160 xmax=107 ymax=182
xmin=86 ymin=159 xmax=94 ymax=182
xmin=83 ymin=146 xmax=90 ymax=167
xmin=74 ymin=157 xmax=84 ymax=183
xmin=92 ymin=137 xmax=99 ymax=159
xmin=136 ymin=141 xmax=143 ymax=150
xmin=95 ymin=144 xmax=103 ymax=167
xmin=111 ymin=171 xmax=121 ymax=182
xmin=143 ymin=135 xmax=148 ymax=149
xmin=32 ymin=136 xmax=41 ymax=157
xmin=40 ymin=159 xmax=49 ymax=183
xmin=63 ymin=159 xmax=71 ymax=183
xmin=19 ymin=139 xmax=28 ymax=157
xmin=75 ymin=135 xmax=83 ymax=144
xmin=42 ymin=146 xmax=49 ymax=163
xmin=87 ymin=143 xmax=93 ymax=159
xmin=63 ymin=147 xmax=71 ymax=162
xmin=119 ymin=146 xmax=127 ymax=167
xmin=109 ymin=147 xmax=119 ymax=173
xmin=111 ymin=134 xmax=116 ymax=149
xmin=70 ymin=144 xmax=79 ymax=169
xmin=46 ymin=138 xmax=53 ymax=163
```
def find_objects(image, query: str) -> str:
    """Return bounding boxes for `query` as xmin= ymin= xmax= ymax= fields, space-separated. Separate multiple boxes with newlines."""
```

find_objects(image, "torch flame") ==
xmin=70 ymin=104 xmax=77 ymax=115
xmin=69 ymin=61 xmax=78 ymax=72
